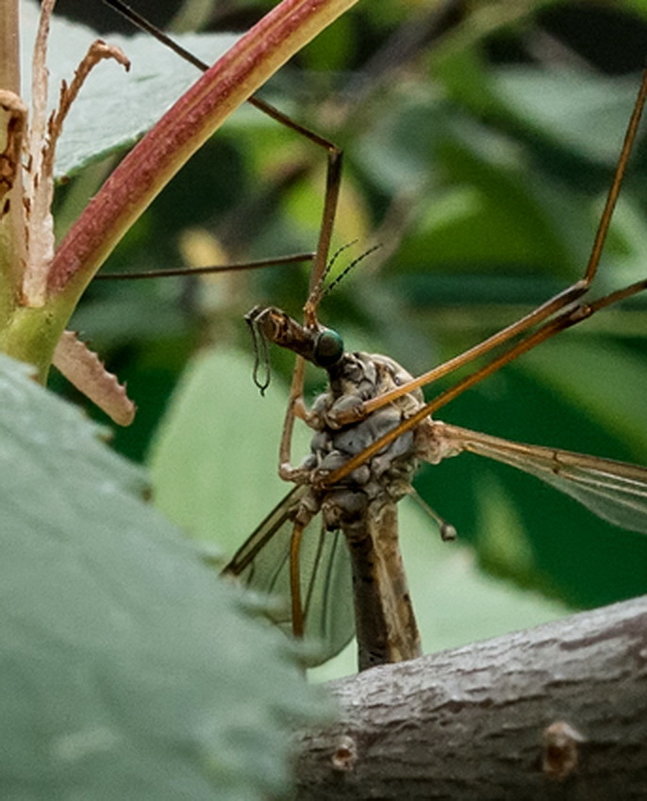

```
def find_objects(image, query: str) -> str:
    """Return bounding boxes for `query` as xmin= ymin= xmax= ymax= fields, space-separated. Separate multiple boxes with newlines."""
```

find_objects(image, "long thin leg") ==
xmin=279 ymin=358 xmax=308 ymax=474
xmin=95 ymin=252 xmax=315 ymax=280
xmin=100 ymin=0 xmax=342 ymax=297
xmin=331 ymin=68 xmax=647 ymax=428
xmin=323 ymin=276 xmax=647 ymax=486
xmin=100 ymin=0 xmax=345 ymax=472
xmin=289 ymin=522 xmax=305 ymax=638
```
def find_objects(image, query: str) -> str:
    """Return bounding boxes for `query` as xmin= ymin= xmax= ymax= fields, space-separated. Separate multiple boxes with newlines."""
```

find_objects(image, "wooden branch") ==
xmin=295 ymin=595 xmax=647 ymax=799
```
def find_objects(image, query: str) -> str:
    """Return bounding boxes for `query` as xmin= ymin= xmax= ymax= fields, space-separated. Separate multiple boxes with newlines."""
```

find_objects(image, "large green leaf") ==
xmin=493 ymin=68 xmax=639 ymax=163
xmin=0 ymin=354 xmax=326 ymax=800
xmin=148 ymin=346 xmax=311 ymax=553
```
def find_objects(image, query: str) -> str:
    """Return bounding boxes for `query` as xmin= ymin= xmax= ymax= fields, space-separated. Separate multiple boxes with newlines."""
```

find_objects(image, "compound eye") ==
xmin=313 ymin=328 xmax=344 ymax=367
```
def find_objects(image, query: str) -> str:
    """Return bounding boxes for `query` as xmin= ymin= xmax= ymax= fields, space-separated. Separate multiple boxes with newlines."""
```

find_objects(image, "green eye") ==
xmin=313 ymin=328 xmax=344 ymax=367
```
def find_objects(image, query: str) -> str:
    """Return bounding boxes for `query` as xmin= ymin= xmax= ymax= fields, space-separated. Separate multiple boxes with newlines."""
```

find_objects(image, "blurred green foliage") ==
xmin=52 ymin=0 xmax=647 ymax=672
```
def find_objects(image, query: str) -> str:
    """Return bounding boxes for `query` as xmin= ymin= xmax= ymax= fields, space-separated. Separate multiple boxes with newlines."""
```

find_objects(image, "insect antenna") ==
xmin=306 ymin=240 xmax=356 ymax=312
xmin=308 ymin=242 xmax=383 ymax=313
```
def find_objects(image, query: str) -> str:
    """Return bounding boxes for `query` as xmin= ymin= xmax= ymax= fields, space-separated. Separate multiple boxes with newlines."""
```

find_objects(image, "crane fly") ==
xmin=98 ymin=1 xmax=647 ymax=670
xmin=224 ymin=70 xmax=647 ymax=671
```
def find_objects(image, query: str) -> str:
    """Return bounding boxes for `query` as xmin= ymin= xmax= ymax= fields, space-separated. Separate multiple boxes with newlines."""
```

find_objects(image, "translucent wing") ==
xmin=223 ymin=485 xmax=355 ymax=666
xmin=438 ymin=423 xmax=647 ymax=535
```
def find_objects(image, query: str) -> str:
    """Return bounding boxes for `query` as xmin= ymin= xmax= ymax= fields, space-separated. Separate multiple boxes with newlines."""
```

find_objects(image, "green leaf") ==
xmin=148 ymin=346 xmax=311 ymax=554
xmin=521 ymin=338 xmax=647 ymax=458
xmin=493 ymin=68 xmax=639 ymax=163
xmin=0 ymin=354 xmax=326 ymax=800
xmin=21 ymin=1 xmax=241 ymax=178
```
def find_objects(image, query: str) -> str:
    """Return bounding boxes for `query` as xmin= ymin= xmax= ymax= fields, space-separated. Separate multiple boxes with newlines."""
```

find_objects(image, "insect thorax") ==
xmin=297 ymin=351 xmax=429 ymax=533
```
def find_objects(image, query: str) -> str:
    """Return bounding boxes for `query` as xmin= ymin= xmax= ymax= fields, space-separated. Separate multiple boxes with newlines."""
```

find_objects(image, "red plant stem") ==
xmin=48 ymin=0 xmax=357 ymax=299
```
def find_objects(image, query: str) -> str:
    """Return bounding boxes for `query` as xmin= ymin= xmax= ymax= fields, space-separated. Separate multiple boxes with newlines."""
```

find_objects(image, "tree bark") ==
xmin=295 ymin=595 xmax=647 ymax=800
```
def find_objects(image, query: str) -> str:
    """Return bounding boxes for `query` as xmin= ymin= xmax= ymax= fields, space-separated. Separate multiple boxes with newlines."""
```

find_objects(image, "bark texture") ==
xmin=295 ymin=595 xmax=647 ymax=799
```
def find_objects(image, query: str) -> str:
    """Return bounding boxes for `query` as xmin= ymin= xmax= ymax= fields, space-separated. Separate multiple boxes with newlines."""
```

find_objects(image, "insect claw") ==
xmin=311 ymin=468 xmax=331 ymax=490
xmin=279 ymin=463 xmax=309 ymax=482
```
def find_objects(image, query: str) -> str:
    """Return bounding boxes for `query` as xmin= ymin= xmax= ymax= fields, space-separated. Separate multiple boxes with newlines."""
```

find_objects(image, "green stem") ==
xmin=0 ymin=300 xmax=67 ymax=381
